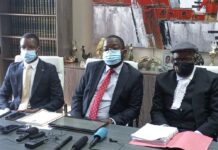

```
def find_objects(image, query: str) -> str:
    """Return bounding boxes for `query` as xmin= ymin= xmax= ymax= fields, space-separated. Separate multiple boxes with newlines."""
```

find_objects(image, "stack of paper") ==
xmin=131 ymin=123 xmax=178 ymax=145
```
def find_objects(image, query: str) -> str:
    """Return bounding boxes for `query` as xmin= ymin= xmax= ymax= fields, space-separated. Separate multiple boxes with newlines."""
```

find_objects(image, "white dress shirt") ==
xmin=171 ymin=66 xmax=196 ymax=110
xmin=86 ymin=63 xmax=123 ymax=121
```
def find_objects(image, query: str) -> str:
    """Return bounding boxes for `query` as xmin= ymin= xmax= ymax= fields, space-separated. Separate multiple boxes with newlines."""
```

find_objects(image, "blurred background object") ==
xmin=95 ymin=38 xmax=105 ymax=58
xmin=81 ymin=45 xmax=92 ymax=60
xmin=209 ymin=41 xmax=217 ymax=66
xmin=64 ymin=41 xmax=78 ymax=63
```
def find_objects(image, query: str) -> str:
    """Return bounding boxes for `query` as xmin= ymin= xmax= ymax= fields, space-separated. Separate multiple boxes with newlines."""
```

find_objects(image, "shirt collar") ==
xmin=23 ymin=58 xmax=39 ymax=69
xmin=105 ymin=63 xmax=123 ymax=74
xmin=176 ymin=66 xmax=196 ymax=81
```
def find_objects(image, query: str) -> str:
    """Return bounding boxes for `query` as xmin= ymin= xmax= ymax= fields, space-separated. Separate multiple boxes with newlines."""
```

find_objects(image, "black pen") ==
xmin=54 ymin=135 xmax=73 ymax=150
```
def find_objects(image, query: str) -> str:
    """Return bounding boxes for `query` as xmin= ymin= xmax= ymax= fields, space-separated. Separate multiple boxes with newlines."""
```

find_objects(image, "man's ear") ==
xmin=36 ymin=47 xmax=40 ymax=55
xmin=121 ymin=48 xmax=127 ymax=54
xmin=121 ymin=49 xmax=128 ymax=60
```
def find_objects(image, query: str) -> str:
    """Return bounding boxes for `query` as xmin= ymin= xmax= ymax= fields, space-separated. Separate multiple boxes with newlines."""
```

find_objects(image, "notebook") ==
xmin=49 ymin=116 xmax=108 ymax=133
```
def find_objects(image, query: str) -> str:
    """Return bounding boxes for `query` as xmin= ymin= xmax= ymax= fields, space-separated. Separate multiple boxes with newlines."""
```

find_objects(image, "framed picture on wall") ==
xmin=162 ymin=51 xmax=173 ymax=69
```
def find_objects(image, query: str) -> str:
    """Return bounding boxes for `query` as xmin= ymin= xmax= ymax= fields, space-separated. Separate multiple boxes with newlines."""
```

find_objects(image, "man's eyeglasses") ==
xmin=173 ymin=57 xmax=194 ymax=63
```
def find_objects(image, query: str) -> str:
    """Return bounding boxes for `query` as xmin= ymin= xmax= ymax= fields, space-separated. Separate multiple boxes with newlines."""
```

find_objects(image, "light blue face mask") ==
xmin=103 ymin=49 xmax=121 ymax=65
xmin=20 ymin=49 xmax=37 ymax=63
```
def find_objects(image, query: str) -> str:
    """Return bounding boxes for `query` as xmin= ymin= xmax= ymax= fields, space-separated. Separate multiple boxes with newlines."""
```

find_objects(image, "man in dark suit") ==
xmin=70 ymin=35 xmax=143 ymax=125
xmin=151 ymin=41 xmax=218 ymax=138
xmin=0 ymin=33 xmax=64 ymax=113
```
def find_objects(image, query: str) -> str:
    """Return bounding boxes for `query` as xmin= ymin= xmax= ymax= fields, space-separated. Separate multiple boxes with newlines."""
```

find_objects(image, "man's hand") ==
xmin=105 ymin=118 xmax=113 ymax=124
xmin=101 ymin=118 xmax=116 ymax=124
xmin=17 ymin=108 xmax=40 ymax=113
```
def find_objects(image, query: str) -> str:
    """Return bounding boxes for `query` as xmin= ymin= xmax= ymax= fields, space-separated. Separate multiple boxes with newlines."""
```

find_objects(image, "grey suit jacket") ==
xmin=70 ymin=61 xmax=143 ymax=125
xmin=0 ymin=59 xmax=64 ymax=111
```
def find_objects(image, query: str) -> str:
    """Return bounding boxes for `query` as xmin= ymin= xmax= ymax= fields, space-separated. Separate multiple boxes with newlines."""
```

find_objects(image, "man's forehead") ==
xmin=20 ymin=38 xmax=36 ymax=45
xmin=103 ymin=38 xmax=122 ymax=46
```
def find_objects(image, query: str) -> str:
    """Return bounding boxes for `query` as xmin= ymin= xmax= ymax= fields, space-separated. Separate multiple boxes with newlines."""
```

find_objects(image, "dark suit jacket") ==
xmin=70 ymin=61 xmax=143 ymax=125
xmin=151 ymin=68 xmax=218 ymax=137
xmin=0 ymin=59 xmax=64 ymax=111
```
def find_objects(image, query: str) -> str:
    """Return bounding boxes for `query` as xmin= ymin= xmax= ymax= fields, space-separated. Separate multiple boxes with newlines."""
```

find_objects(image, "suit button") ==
xmin=179 ymin=108 xmax=183 ymax=112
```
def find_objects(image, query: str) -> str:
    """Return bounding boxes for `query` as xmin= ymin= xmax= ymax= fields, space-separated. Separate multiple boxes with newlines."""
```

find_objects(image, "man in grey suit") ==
xmin=0 ymin=33 xmax=64 ymax=113
xmin=151 ymin=41 xmax=218 ymax=138
xmin=70 ymin=35 xmax=143 ymax=125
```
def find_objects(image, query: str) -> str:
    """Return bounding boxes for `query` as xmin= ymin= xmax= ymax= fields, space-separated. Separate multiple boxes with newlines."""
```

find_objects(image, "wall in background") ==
xmin=72 ymin=0 xmax=93 ymax=60
xmin=72 ymin=0 xmax=218 ymax=66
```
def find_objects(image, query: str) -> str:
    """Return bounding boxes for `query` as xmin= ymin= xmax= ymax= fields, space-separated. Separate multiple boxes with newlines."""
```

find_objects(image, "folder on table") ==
xmin=49 ymin=116 xmax=107 ymax=133
xmin=130 ymin=123 xmax=212 ymax=150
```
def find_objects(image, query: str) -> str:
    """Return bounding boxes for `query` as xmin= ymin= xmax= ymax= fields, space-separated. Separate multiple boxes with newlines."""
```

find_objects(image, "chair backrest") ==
xmin=85 ymin=58 xmax=138 ymax=70
xmin=14 ymin=55 xmax=64 ymax=89
xmin=196 ymin=65 xmax=218 ymax=74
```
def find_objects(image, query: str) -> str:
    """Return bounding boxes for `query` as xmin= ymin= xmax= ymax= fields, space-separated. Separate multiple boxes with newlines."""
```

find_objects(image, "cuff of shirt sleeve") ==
xmin=194 ymin=130 xmax=202 ymax=134
xmin=109 ymin=118 xmax=116 ymax=125
xmin=161 ymin=124 xmax=169 ymax=127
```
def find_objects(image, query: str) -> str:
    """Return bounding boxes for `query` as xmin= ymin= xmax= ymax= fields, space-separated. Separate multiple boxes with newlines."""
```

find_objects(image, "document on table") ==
xmin=17 ymin=109 xmax=63 ymax=126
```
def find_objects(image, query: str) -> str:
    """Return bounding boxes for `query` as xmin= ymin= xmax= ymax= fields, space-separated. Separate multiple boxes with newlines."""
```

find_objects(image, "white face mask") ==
xmin=102 ymin=49 xmax=122 ymax=65
xmin=20 ymin=49 xmax=37 ymax=63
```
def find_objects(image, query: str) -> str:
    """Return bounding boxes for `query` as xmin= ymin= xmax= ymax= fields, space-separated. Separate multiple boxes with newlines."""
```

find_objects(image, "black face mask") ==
xmin=174 ymin=62 xmax=194 ymax=77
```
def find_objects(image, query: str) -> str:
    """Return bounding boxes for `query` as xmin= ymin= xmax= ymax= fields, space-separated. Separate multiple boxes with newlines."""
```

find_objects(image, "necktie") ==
xmin=89 ymin=68 xmax=114 ymax=120
xmin=18 ymin=64 xmax=32 ymax=110
xmin=171 ymin=79 xmax=190 ymax=109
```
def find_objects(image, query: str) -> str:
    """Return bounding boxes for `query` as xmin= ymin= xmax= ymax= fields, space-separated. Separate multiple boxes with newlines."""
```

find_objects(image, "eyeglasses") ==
xmin=173 ymin=57 xmax=194 ymax=63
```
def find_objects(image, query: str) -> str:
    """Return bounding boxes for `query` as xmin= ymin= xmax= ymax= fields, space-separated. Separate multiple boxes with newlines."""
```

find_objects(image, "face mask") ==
xmin=174 ymin=62 xmax=194 ymax=77
xmin=103 ymin=50 xmax=121 ymax=66
xmin=20 ymin=49 xmax=37 ymax=63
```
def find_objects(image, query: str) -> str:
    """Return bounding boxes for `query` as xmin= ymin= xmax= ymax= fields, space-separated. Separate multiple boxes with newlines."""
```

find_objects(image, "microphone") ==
xmin=16 ymin=127 xmax=35 ymax=134
xmin=1 ymin=124 xmax=24 ymax=134
xmin=71 ymin=136 xmax=88 ymax=150
xmin=25 ymin=138 xmax=48 ymax=149
xmin=89 ymin=127 xmax=108 ymax=149
xmin=16 ymin=127 xmax=39 ymax=142
xmin=54 ymin=135 xmax=73 ymax=150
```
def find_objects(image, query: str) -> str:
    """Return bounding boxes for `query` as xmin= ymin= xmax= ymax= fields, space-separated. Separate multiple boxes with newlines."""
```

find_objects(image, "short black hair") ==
xmin=22 ymin=33 xmax=40 ymax=47
xmin=106 ymin=35 xmax=125 ymax=49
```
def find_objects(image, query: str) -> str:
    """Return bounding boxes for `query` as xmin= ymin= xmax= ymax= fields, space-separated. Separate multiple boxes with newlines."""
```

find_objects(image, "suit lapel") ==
xmin=161 ymin=70 xmax=177 ymax=106
xmin=31 ymin=59 xmax=45 ymax=98
xmin=110 ymin=63 xmax=128 ymax=109
xmin=191 ymin=69 xmax=200 ymax=111
xmin=17 ymin=63 xmax=24 ymax=99
xmin=171 ymin=71 xmax=178 ymax=106
xmin=87 ymin=62 xmax=106 ymax=105
xmin=169 ymin=71 xmax=177 ymax=95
